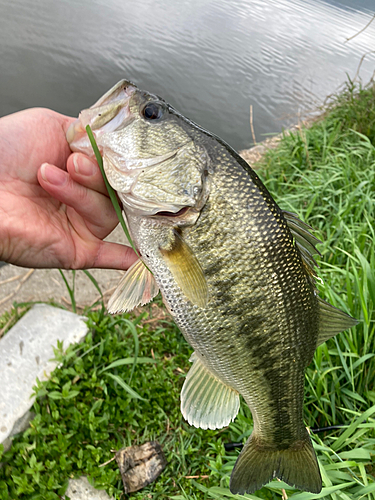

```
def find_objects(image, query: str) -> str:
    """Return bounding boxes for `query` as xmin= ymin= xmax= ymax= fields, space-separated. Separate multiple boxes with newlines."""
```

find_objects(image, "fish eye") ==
xmin=142 ymin=102 xmax=164 ymax=120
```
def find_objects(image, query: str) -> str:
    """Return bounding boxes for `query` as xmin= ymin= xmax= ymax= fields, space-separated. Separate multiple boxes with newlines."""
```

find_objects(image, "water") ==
xmin=0 ymin=0 xmax=374 ymax=151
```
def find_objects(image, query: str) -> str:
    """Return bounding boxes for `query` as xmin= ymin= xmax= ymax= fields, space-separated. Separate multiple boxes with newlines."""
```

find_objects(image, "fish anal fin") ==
xmin=160 ymin=230 xmax=208 ymax=308
xmin=230 ymin=429 xmax=322 ymax=495
xmin=317 ymin=296 xmax=359 ymax=345
xmin=181 ymin=352 xmax=240 ymax=430
xmin=108 ymin=259 xmax=159 ymax=314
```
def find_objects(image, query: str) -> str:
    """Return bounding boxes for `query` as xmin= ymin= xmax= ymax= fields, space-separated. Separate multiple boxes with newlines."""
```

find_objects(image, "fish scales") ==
xmin=129 ymin=144 xmax=318 ymax=441
xmin=67 ymin=79 xmax=358 ymax=495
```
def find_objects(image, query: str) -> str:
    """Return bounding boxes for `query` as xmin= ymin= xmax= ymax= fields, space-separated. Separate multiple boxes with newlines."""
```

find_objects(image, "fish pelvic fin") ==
xmin=181 ymin=352 xmax=240 ymax=430
xmin=230 ymin=429 xmax=322 ymax=495
xmin=107 ymin=259 xmax=159 ymax=314
xmin=160 ymin=230 xmax=208 ymax=308
xmin=317 ymin=296 xmax=359 ymax=345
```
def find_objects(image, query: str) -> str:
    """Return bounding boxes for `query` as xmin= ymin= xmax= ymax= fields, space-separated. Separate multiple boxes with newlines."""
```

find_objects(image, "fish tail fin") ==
xmin=229 ymin=429 xmax=322 ymax=495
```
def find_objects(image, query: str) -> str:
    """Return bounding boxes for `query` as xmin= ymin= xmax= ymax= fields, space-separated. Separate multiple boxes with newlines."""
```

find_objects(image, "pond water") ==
xmin=1 ymin=0 xmax=374 ymax=151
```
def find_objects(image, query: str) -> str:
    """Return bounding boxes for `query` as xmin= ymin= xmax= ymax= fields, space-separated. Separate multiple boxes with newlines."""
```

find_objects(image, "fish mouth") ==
xmin=152 ymin=206 xmax=201 ymax=225
xmin=66 ymin=80 xmax=136 ymax=156
xmin=154 ymin=206 xmax=191 ymax=218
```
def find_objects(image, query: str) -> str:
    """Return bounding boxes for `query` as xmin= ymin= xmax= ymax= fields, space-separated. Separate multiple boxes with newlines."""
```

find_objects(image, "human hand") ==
xmin=0 ymin=108 xmax=137 ymax=270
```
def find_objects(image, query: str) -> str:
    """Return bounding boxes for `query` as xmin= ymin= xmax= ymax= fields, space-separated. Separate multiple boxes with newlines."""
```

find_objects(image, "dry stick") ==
xmin=299 ymin=126 xmax=312 ymax=169
xmin=184 ymin=475 xmax=209 ymax=479
xmin=0 ymin=274 xmax=23 ymax=286
xmin=143 ymin=317 xmax=167 ymax=324
xmin=250 ymin=104 xmax=257 ymax=145
xmin=353 ymin=50 xmax=375 ymax=82
xmin=51 ymin=277 xmax=62 ymax=288
xmin=61 ymin=296 xmax=85 ymax=310
xmin=0 ymin=268 xmax=35 ymax=307
xmin=0 ymin=315 xmax=15 ymax=339
xmin=99 ymin=456 xmax=117 ymax=468
xmin=345 ymin=13 xmax=375 ymax=43
xmin=277 ymin=478 xmax=288 ymax=499
xmin=88 ymin=286 xmax=117 ymax=308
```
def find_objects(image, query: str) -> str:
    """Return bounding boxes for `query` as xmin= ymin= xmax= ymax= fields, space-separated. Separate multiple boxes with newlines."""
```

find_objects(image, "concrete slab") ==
xmin=64 ymin=477 xmax=114 ymax=500
xmin=0 ymin=224 xmax=127 ymax=315
xmin=0 ymin=304 xmax=88 ymax=446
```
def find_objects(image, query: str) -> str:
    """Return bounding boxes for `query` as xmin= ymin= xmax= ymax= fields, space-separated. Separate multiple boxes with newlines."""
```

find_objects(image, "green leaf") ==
xmin=105 ymin=373 xmax=146 ymax=400
xmin=331 ymin=405 xmax=375 ymax=451
xmin=337 ymin=448 xmax=372 ymax=460
xmin=353 ymin=482 xmax=375 ymax=496
xmin=63 ymin=390 xmax=80 ymax=400
xmin=82 ymin=270 xmax=104 ymax=300
xmin=288 ymin=482 xmax=356 ymax=499
xmin=100 ymin=357 xmax=156 ymax=373
xmin=47 ymin=391 xmax=62 ymax=400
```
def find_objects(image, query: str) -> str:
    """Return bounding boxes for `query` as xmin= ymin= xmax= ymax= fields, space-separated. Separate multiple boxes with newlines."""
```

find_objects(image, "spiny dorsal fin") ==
xmin=108 ymin=259 xmax=159 ymax=314
xmin=181 ymin=352 xmax=240 ymax=430
xmin=317 ymin=296 xmax=359 ymax=345
xmin=160 ymin=230 xmax=208 ymax=308
xmin=283 ymin=211 xmax=322 ymax=275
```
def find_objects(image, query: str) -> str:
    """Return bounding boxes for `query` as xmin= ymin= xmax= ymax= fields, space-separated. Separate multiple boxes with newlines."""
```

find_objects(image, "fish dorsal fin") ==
xmin=317 ymin=296 xmax=359 ymax=345
xmin=160 ymin=230 xmax=208 ymax=308
xmin=108 ymin=259 xmax=159 ymax=314
xmin=282 ymin=211 xmax=359 ymax=343
xmin=282 ymin=211 xmax=322 ymax=274
xmin=181 ymin=352 xmax=240 ymax=430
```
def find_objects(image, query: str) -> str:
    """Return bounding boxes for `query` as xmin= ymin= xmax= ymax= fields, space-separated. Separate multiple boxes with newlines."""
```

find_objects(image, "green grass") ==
xmin=0 ymin=82 xmax=374 ymax=499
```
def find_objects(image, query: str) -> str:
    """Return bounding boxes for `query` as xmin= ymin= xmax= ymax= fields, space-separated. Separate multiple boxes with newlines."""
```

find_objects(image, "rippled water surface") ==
xmin=1 ymin=0 xmax=374 ymax=150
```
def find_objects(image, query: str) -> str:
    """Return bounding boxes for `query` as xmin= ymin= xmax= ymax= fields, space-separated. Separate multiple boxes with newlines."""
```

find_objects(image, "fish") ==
xmin=67 ymin=80 xmax=358 ymax=495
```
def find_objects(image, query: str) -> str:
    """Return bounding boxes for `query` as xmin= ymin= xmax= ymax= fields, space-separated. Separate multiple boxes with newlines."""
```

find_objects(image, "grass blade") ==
xmin=331 ymin=404 xmax=375 ymax=451
xmin=58 ymin=270 xmax=76 ymax=313
xmin=82 ymin=270 xmax=103 ymax=299
xmin=100 ymin=357 xmax=156 ymax=373
xmin=105 ymin=372 xmax=146 ymax=400
xmin=85 ymin=125 xmax=140 ymax=258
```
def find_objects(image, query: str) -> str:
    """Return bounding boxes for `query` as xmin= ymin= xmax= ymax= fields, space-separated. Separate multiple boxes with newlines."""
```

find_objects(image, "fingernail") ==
xmin=40 ymin=163 xmax=68 ymax=186
xmin=73 ymin=155 xmax=96 ymax=176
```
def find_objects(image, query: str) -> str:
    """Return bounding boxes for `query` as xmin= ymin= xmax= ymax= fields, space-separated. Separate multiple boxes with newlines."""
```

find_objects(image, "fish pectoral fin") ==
xmin=317 ymin=296 xmax=359 ymax=345
xmin=107 ymin=259 xmax=159 ymax=314
xmin=180 ymin=352 xmax=240 ymax=430
xmin=160 ymin=230 xmax=208 ymax=308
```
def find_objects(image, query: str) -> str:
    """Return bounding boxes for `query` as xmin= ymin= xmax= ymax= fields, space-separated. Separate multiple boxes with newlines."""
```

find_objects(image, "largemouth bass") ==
xmin=67 ymin=80 xmax=357 ymax=495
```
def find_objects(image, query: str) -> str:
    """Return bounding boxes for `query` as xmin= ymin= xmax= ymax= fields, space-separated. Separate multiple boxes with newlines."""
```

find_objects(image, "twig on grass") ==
xmin=99 ymin=456 xmax=117 ymax=468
